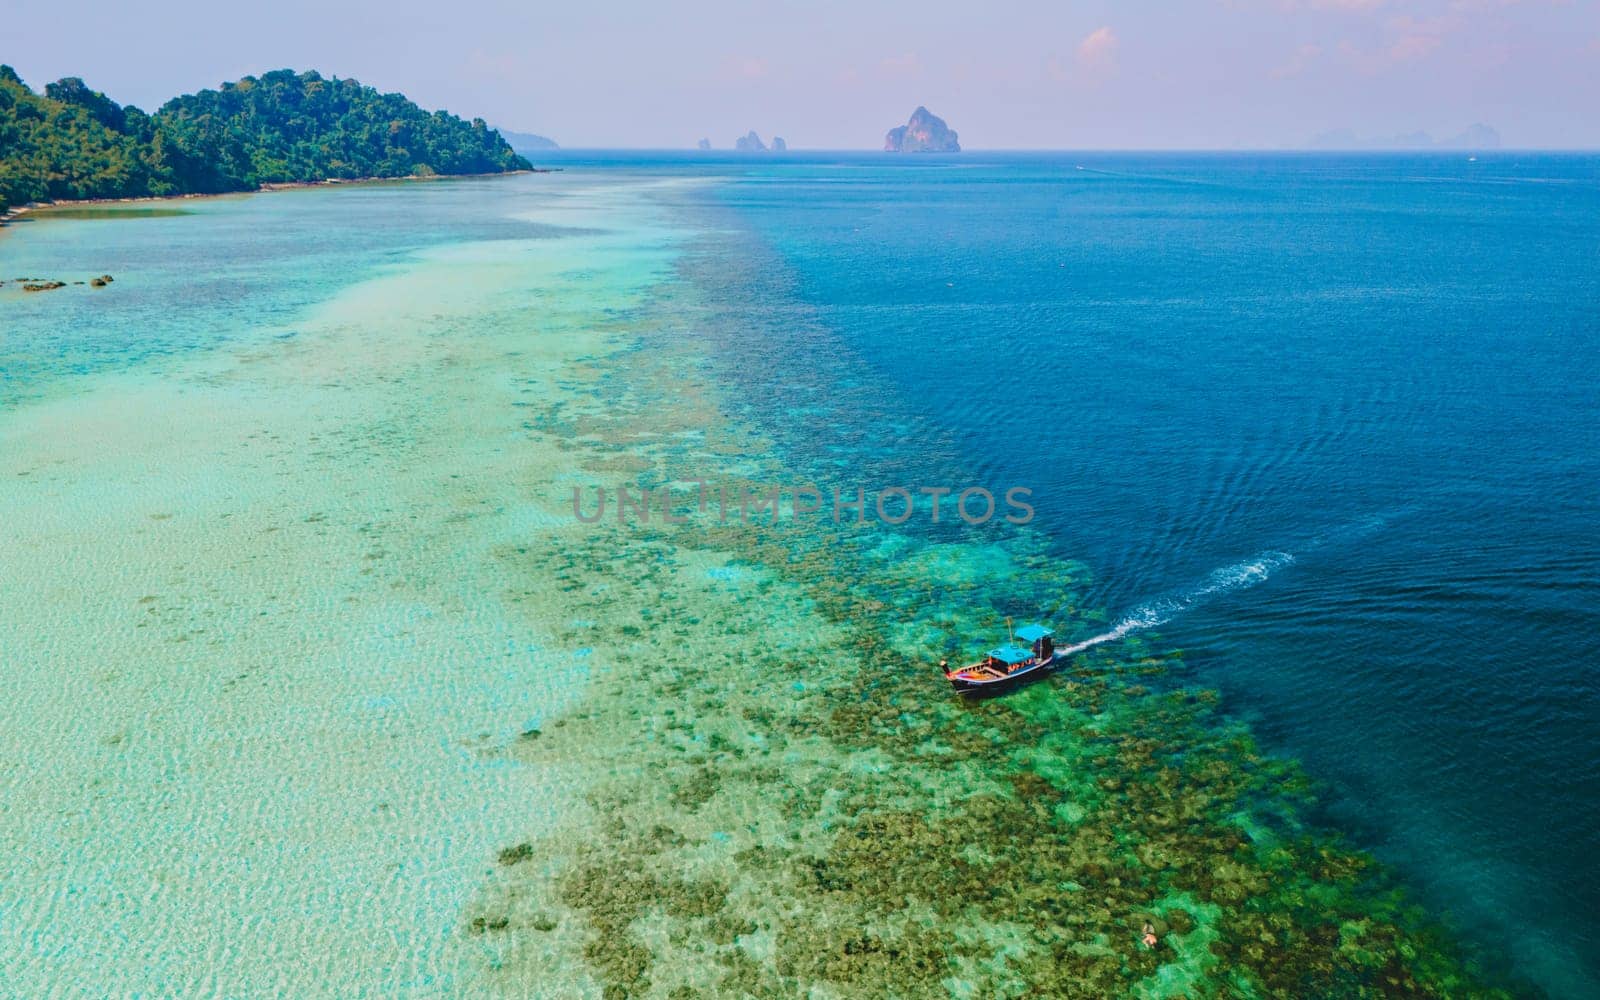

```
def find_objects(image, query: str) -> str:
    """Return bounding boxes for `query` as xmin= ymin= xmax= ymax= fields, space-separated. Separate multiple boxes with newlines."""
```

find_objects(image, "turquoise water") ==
xmin=0 ymin=176 xmax=692 ymax=995
xmin=670 ymin=150 xmax=1600 ymax=996
xmin=2 ymin=154 xmax=1596 ymax=997
xmin=1 ymin=183 xmax=569 ymax=404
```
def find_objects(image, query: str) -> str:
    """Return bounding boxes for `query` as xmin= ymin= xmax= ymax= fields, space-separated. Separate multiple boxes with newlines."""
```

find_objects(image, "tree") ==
xmin=0 ymin=66 xmax=530 ymax=210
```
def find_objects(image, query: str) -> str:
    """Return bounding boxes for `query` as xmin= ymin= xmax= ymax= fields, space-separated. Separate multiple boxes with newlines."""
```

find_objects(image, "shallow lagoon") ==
xmin=0 ymin=176 xmax=683 ymax=994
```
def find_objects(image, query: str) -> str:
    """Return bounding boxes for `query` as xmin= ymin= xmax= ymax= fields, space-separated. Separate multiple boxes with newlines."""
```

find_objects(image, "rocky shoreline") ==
xmin=0 ymin=169 xmax=552 ymax=232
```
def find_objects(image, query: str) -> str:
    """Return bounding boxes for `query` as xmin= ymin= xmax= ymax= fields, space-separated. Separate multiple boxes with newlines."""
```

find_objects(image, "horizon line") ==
xmin=520 ymin=146 xmax=1600 ymax=154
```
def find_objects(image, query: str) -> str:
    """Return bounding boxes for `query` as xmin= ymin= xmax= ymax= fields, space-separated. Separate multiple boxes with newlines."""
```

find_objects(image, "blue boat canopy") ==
xmin=989 ymin=644 xmax=1035 ymax=665
xmin=1015 ymin=623 xmax=1053 ymax=642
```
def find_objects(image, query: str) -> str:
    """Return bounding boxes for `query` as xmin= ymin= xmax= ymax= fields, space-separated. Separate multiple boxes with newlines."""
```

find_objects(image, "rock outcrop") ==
xmin=884 ymin=106 xmax=960 ymax=152
xmin=8 ymin=273 xmax=112 ymax=292
xmin=734 ymin=130 xmax=767 ymax=152
xmin=771 ymin=136 xmax=787 ymax=152
xmin=697 ymin=138 xmax=711 ymax=150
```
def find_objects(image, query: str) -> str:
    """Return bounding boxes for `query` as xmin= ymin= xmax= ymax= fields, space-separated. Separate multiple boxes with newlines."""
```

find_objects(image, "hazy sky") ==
xmin=8 ymin=0 xmax=1598 ymax=148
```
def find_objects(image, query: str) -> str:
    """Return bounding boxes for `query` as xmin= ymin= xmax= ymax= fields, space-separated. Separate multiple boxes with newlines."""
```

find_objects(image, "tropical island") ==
xmin=0 ymin=66 xmax=530 ymax=213
xmin=884 ymin=106 xmax=960 ymax=152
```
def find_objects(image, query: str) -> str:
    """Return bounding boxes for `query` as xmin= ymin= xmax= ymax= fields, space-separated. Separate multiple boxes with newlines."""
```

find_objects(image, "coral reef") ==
xmin=454 ymin=269 xmax=1525 ymax=999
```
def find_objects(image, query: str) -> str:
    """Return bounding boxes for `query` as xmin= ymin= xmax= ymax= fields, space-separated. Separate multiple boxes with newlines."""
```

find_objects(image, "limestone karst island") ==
xmin=884 ymin=105 xmax=960 ymax=152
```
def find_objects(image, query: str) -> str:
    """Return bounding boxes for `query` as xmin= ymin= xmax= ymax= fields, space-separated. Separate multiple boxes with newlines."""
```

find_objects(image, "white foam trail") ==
xmin=1300 ymin=504 xmax=1417 ymax=554
xmin=1060 ymin=550 xmax=1294 ymax=656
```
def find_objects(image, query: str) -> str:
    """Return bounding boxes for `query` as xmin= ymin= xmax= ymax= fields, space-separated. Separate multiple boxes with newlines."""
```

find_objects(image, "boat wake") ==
xmin=1060 ymin=551 xmax=1295 ymax=656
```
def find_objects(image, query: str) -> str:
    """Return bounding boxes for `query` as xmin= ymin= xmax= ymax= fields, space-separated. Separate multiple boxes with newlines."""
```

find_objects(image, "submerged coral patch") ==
xmin=462 ymin=247 xmax=1523 ymax=999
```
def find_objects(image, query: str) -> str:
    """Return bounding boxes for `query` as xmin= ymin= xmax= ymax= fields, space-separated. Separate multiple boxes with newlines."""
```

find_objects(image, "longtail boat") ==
xmin=943 ymin=623 xmax=1056 ymax=696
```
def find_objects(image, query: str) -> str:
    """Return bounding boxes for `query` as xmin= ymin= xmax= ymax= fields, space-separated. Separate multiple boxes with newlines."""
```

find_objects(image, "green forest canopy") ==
xmin=0 ymin=66 xmax=531 ymax=212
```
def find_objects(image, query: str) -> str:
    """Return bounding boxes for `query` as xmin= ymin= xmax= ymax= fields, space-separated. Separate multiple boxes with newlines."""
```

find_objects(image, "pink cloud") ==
xmin=1386 ymin=14 xmax=1458 ymax=61
xmin=1078 ymin=26 xmax=1118 ymax=67
xmin=724 ymin=56 xmax=769 ymax=80
xmin=1333 ymin=11 xmax=1464 ymax=71
xmin=1221 ymin=0 xmax=1386 ymax=10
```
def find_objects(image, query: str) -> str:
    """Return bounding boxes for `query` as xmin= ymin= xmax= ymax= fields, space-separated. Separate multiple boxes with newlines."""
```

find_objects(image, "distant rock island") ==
xmin=498 ymin=129 xmax=559 ymax=152
xmin=702 ymin=132 xmax=788 ymax=152
xmin=1308 ymin=123 xmax=1501 ymax=151
xmin=884 ymin=106 xmax=959 ymax=152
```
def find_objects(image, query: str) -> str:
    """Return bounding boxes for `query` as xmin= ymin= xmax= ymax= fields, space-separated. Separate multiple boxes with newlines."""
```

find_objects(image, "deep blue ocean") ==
xmin=537 ymin=150 xmax=1600 ymax=996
